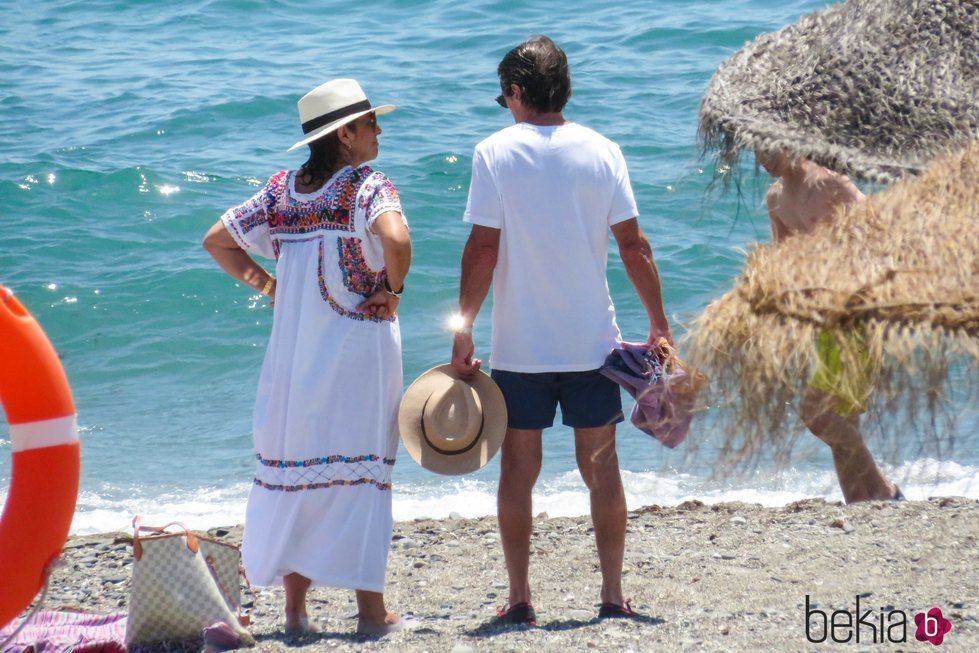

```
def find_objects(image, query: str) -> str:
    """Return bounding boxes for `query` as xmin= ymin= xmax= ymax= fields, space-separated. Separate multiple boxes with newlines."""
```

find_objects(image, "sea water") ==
xmin=1 ymin=0 xmax=976 ymax=535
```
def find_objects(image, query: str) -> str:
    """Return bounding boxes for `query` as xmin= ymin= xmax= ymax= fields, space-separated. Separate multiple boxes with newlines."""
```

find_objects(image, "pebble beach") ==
xmin=5 ymin=3 xmax=979 ymax=652
xmin=26 ymin=497 xmax=979 ymax=652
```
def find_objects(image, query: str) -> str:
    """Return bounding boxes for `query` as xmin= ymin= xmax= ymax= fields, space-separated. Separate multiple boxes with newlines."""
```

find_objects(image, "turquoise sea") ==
xmin=2 ymin=0 xmax=976 ymax=535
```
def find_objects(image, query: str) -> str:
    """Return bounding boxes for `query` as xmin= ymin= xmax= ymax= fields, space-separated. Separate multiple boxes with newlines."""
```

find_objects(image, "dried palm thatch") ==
xmin=699 ymin=0 xmax=979 ymax=185
xmin=687 ymin=143 xmax=979 ymax=469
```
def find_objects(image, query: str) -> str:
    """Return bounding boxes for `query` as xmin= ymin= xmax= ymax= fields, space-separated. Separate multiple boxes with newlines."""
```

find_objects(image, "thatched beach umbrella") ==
xmin=688 ymin=143 xmax=979 ymax=466
xmin=699 ymin=0 xmax=979 ymax=184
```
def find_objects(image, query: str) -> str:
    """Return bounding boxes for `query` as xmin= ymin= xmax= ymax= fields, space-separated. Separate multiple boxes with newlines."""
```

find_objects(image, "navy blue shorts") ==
xmin=490 ymin=368 xmax=624 ymax=429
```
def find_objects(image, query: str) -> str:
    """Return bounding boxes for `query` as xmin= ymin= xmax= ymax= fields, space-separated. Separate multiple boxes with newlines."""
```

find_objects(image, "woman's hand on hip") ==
xmin=357 ymin=290 xmax=399 ymax=319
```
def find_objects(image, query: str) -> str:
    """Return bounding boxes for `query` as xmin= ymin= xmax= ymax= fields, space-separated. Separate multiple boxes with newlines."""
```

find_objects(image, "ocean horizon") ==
xmin=2 ymin=0 xmax=976 ymax=536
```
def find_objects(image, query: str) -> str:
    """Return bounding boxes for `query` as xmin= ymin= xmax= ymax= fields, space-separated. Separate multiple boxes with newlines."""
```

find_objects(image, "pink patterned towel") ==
xmin=0 ymin=611 xmax=127 ymax=653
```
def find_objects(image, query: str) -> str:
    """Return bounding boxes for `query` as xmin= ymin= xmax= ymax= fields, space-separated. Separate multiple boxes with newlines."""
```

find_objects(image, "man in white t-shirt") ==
xmin=450 ymin=35 xmax=672 ymax=625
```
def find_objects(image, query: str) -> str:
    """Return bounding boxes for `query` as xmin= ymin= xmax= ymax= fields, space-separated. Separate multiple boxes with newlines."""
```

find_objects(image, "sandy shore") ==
xmin=26 ymin=497 xmax=979 ymax=651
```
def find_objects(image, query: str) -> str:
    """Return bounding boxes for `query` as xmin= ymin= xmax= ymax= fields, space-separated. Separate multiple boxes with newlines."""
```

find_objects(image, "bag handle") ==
xmin=200 ymin=542 xmax=258 ymax=627
xmin=237 ymin=564 xmax=257 ymax=627
xmin=131 ymin=515 xmax=199 ymax=561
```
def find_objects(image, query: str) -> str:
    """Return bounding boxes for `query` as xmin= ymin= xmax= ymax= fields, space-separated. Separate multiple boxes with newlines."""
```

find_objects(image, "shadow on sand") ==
xmin=463 ymin=613 xmax=665 ymax=639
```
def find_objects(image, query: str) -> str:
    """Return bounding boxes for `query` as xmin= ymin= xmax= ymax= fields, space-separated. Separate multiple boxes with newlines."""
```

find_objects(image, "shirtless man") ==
xmin=757 ymin=149 xmax=901 ymax=503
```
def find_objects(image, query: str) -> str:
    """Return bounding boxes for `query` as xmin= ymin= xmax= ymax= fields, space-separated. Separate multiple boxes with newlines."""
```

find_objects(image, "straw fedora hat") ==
xmin=399 ymin=365 xmax=507 ymax=476
xmin=287 ymin=78 xmax=395 ymax=152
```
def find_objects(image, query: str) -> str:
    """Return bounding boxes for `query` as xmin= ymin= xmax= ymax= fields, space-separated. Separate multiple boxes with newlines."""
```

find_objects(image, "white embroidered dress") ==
xmin=221 ymin=165 xmax=404 ymax=591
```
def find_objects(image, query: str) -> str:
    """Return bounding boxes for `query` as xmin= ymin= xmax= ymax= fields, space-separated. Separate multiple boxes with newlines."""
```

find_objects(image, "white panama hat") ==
xmin=398 ymin=365 xmax=507 ymax=476
xmin=287 ymin=78 xmax=395 ymax=152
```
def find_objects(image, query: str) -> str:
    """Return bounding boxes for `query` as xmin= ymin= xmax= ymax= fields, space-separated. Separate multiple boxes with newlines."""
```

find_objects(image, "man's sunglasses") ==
xmin=495 ymin=94 xmax=507 ymax=108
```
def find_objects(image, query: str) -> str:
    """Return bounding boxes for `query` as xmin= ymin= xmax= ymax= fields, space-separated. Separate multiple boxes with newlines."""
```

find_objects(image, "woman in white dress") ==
xmin=203 ymin=79 xmax=411 ymax=635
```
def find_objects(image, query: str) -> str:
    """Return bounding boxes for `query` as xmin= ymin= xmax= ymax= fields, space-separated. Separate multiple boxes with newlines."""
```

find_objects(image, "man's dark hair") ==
xmin=497 ymin=35 xmax=572 ymax=113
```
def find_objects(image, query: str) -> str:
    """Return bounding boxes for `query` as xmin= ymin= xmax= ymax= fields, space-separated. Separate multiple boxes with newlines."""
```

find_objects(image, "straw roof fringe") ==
xmin=687 ymin=143 xmax=979 ymax=469
xmin=698 ymin=0 xmax=979 ymax=185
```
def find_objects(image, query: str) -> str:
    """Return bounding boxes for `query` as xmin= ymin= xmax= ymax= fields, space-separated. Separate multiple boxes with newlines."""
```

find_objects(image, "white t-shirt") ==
xmin=463 ymin=121 xmax=638 ymax=372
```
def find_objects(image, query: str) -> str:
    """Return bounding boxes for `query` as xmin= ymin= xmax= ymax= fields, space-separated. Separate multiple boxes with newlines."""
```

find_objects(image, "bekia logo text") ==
xmin=805 ymin=595 xmax=953 ymax=645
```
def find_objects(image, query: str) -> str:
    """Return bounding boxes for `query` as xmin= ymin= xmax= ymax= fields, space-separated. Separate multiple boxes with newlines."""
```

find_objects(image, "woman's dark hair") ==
xmin=296 ymin=121 xmax=360 ymax=189
xmin=497 ymin=35 xmax=572 ymax=114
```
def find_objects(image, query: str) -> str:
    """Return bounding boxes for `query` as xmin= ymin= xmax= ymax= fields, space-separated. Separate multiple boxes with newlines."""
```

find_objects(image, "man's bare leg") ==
xmin=801 ymin=388 xmax=896 ymax=503
xmin=574 ymin=424 xmax=626 ymax=606
xmin=498 ymin=428 xmax=543 ymax=606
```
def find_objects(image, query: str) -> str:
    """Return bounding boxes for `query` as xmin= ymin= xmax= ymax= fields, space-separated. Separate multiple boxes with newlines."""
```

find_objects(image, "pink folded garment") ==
xmin=0 ymin=610 xmax=127 ymax=653
xmin=600 ymin=341 xmax=698 ymax=448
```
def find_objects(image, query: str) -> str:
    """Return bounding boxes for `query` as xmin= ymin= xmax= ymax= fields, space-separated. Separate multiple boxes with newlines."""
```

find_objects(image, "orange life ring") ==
xmin=0 ymin=285 xmax=79 ymax=628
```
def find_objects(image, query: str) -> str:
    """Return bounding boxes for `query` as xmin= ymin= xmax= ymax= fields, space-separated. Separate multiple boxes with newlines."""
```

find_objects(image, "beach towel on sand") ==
xmin=600 ymin=341 xmax=701 ymax=448
xmin=0 ymin=610 xmax=126 ymax=653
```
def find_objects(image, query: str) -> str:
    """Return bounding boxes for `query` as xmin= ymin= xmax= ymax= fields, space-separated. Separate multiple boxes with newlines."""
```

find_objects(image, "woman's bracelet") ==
xmin=383 ymin=277 xmax=404 ymax=297
xmin=261 ymin=276 xmax=276 ymax=297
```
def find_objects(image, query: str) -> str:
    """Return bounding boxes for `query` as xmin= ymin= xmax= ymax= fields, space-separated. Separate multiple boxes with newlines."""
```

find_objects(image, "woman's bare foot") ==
xmin=356 ymin=611 xmax=416 ymax=635
xmin=284 ymin=615 xmax=320 ymax=635
xmin=283 ymin=572 xmax=316 ymax=635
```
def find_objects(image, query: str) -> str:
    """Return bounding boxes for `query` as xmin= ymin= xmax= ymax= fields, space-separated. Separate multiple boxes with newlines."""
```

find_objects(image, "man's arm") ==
xmin=610 ymin=218 xmax=671 ymax=345
xmin=451 ymin=224 xmax=500 ymax=376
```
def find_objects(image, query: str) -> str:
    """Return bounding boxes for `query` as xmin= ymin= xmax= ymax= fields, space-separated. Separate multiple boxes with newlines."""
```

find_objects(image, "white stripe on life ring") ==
xmin=9 ymin=415 xmax=79 ymax=453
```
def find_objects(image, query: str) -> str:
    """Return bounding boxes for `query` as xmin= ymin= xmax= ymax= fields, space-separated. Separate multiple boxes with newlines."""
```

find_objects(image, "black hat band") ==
xmin=301 ymin=99 xmax=372 ymax=134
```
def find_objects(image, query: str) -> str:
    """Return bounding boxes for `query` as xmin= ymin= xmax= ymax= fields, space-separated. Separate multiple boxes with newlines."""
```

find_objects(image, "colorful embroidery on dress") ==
xmin=262 ymin=168 xmax=362 ymax=237
xmin=227 ymin=197 xmax=268 ymax=235
xmin=254 ymin=478 xmax=392 ymax=492
xmin=318 ymin=238 xmax=394 ymax=323
xmin=222 ymin=189 xmax=270 ymax=247
xmin=236 ymin=211 xmax=266 ymax=235
xmin=257 ymin=453 xmax=396 ymax=468
xmin=338 ymin=237 xmax=386 ymax=296
xmin=359 ymin=176 xmax=401 ymax=212
xmin=253 ymin=452 xmax=395 ymax=492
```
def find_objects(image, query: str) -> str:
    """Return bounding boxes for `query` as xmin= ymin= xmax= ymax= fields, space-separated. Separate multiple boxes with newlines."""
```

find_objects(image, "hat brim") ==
xmin=399 ymin=365 xmax=507 ymax=476
xmin=287 ymin=104 xmax=395 ymax=152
